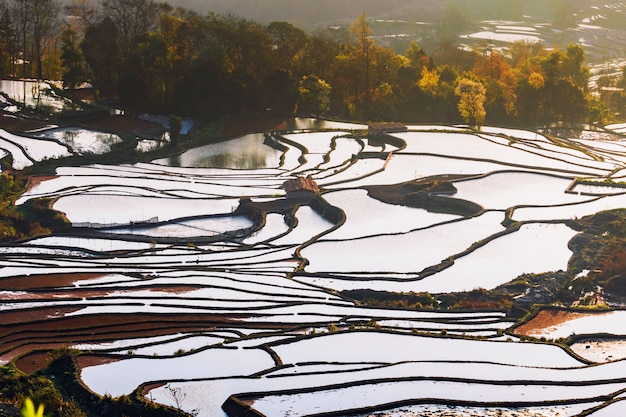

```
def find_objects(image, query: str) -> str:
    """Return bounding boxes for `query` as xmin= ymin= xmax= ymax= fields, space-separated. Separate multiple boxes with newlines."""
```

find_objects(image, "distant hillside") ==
xmin=160 ymin=0 xmax=605 ymax=28
xmin=161 ymin=0 xmax=445 ymax=28
xmin=57 ymin=0 xmax=603 ymax=29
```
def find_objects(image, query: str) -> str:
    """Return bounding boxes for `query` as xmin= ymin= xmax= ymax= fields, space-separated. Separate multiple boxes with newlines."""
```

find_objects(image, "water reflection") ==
xmin=283 ymin=117 xmax=367 ymax=131
xmin=155 ymin=133 xmax=283 ymax=169
xmin=9 ymin=121 xmax=626 ymax=417
xmin=34 ymin=127 xmax=123 ymax=155
xmin=0 ymin=79 xmax=72 ymax=112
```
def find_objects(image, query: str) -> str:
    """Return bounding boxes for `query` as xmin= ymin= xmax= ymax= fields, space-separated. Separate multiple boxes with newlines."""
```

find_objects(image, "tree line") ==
xmin=0 ymin=0 xmax=622 ymax=126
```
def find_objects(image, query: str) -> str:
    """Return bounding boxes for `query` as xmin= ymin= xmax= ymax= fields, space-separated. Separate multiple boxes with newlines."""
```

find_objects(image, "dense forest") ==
xmin=0 ymin=0 xmax=624 ymax=126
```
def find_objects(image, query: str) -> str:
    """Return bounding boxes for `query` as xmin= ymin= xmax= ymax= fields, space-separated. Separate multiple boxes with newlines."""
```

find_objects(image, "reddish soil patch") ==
xmin=0 ymin=306 xmax=82 ymax=325
xmin=14 ymin=351 xmax=54 ymax=374
xmin=137 ymin=285 xmax=205 ymax=294
xmin=4 ymin=342 xmax=75 ymax=372
xmin=0 ymin=312 xmax=237 ymax=335
xmin=1 ymin=286 xmax=210 ymax=302
xmin=513 ymin=309 xmax=587 ymax=336
xmin=0 ymin=312 xmax=240 ymax=364
xmin=76 ymin=354 xmax=122 ymax=369
xmin=0 ymin=112 xmax=53 ymax=132
xmin=14 ymin=349 xmax=122 ymax=374
xmin=141 ymin=382 xmax=167 ymax=396
xmin=0 ymin=272 xmax=108 ymax=290
xmin=24 ymin=175 xmax=59 ymax=193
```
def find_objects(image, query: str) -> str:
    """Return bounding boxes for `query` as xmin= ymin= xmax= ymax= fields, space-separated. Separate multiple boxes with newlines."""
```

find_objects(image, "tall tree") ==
xmin=206 ymin=13 xmax=272 ymax=114
xmin=31 ymin=0 xmax=60 ymax=79
xmin=12 ymin=0 xmax=30 ymax=78
xmin=298 ymin=74 xmax=331 ymax=116
xmin=262 ymin=68 xmax=297 ymax=114
xmin=349 ymin=13 xmax=373 ymax=111
xmin=298 ymin=30 xmax=341 ymax=81
xmin=121 ymin=31 xmax=167 ymax=110
xmin=101 ymin=0 xmax=158 ymax=67
xmin=418 ymin=66 xmax=440 ymax=97
xmin=60 ymin=23 xmax=86 ymax=89
xmin=472 ymin=50 xmax=516 ymax=123
xmin=81 ymin=16 xmax=119 ymax=96
xmin=267 ymin=20 xmax=307 ymax=73
xmin=563 ymin=44 xmax=589 ymax=91
xmin=405 ymin=40 xmax=430 ymax=70
xmin=455 ymin=77 xmax=486 ymax=126
xmin=0 ymin=0 xmax=13 ymax=76
xmin=509 ymin=40 xmax=545 ymax=69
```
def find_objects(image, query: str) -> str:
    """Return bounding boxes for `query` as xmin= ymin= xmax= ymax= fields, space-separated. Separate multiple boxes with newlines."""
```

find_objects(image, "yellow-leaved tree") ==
xmin=454 ymin=78 xmax=487 ymax=127
xmin=418 ymin=67 xmax=440 ymax=97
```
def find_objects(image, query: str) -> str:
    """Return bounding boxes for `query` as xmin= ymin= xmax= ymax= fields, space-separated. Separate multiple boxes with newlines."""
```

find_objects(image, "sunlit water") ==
xmin=3 ymin=121 xmax=626 ymax=416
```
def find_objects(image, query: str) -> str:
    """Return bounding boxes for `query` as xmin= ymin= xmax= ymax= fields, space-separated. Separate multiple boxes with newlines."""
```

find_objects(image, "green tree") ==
xmin=563 ymin=44 xmax=589 ymax=91
xmin=509 ymin=40 xmax=546 ymax=69
xmin=537 ymin=45 xmax=590 ymax=122
xmin=588 ymin=96 xmax=612 ymax=126
xmin=455 ymin=77 xmax=486 ymax=126
xmin=267 ymin=20 xmax=307 ymax=72
xmin=81 ymin=17 xmax=120 ymax=97
xmin=298 ymin=30 xmax=342 ymax=84
xmin=60 ymin=24 xmax=86 ymax=89
xmin=550 ymin=78 xmax=587 ymax=121
xmin=206 ymin=13 xmax=273 ymax=115
xmin=0 ymin=171 xmax=21 ymax=202
xmin=405 ymin=40 xmax=430 ymax=69
xmin=120 ymin=31 xmax=168 ymax=110
xmin=370 ymin=81 xmax=397 ymax=121
xmin=183 ymin=44 xmax=226 ymax=119
xmin=408 ymin=64 xmax=459 ymax=123
xmin=298 ymin=74 xmax=331 ymax=115
xmin=100 ymin=0 xmax=158 ymax=72
xmin=262 ymin=68 xmax=298 ymax=114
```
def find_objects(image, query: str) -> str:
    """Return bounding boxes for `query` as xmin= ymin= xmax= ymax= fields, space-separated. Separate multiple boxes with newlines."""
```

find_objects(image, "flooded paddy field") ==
xmin=3 ymin=117 xmax=626 ymax=416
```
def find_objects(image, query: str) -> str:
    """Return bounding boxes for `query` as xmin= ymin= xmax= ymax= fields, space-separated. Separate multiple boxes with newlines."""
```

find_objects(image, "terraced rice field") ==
xmin=3 ymin=118 xmax=626 ymax=416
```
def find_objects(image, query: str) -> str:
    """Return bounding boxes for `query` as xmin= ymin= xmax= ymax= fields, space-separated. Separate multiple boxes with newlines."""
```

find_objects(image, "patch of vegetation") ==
xmin=0 ymin=351 xmax=190 ymax=417
xmin=0 ymin=362 xmax=85 ymax=417
xmin=0 ymin=170 xmax=69 ymax=242
xmin=342 ymin=288 xmax=512 ymax=311
xmin=566 ymin=209 xmax=626 ymax=298
xmin=344 ymin=209 xmax=626 ymax=318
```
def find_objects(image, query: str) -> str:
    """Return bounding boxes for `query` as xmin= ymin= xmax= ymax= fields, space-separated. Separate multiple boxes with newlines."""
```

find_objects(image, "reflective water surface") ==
xmin=4 ymin=121 xmax=626 ymax=417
